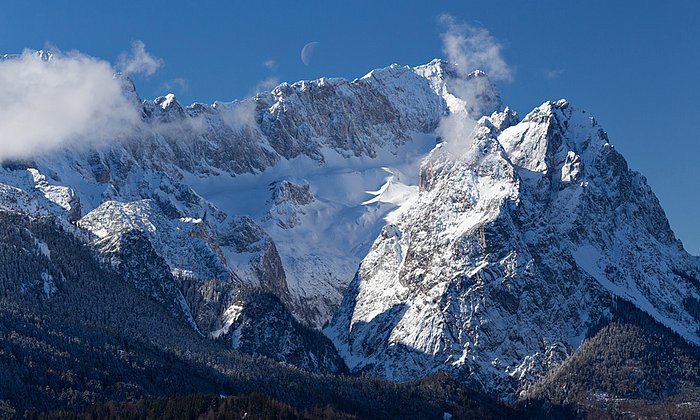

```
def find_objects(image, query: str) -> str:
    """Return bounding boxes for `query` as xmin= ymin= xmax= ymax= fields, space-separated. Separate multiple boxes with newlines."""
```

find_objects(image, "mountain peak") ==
xmin=414 ymin=59 xmax=501 ymax=118
xmin=34 ymin=49 xmax=53 ymax=61
xmin=155 ymin=93 xmax=178 ymax=110
xmin=326 ymin=90 xmax=700 ymax=398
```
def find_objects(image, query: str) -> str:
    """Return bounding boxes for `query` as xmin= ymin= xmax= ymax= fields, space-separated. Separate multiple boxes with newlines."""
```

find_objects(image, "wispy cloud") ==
xmin=163 ymin=77 xmax=189 ymax=93
xmin=439 ymin=14 xmax=513 ymax=82
xmin=252 ymin=77 xmax=279 ymax=94
xmin=218 ymin=100 xmax=257 ymax=131
xmin=216 ymin=76 xmax=280 ymax=131
xmin=545 ymin=68 xmax=565 ymax=79
xmin=435 ymin=110 xmax=477 ymax=158
xmin=435 ymin=15 xmax=513 ymax=158
xmin=215 ymin=61 xmax=281 ymax=131
xmin=117 ymin=40 xmax=162 ymax=76
xmin=262 ymin=59 xmax=278 ymax=71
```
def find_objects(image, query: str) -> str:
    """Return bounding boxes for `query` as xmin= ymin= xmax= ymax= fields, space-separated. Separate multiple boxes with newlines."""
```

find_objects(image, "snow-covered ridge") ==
xmin=0 ymin=58 xmax=474 ymax=330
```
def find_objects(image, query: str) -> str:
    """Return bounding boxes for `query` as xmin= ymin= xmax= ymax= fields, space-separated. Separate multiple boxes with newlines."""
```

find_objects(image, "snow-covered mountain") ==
xmin=0 ymin=59 xmax=452 ymax=330
xmin=325 ymin=99 xmax=700 ymax=398
xmin=1 ymin=52 xmax=698 ymax=399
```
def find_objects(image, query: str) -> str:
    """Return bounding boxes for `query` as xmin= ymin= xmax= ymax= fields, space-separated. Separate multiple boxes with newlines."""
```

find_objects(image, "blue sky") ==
xmin=1 ymin=1 xmax=699 ymax=254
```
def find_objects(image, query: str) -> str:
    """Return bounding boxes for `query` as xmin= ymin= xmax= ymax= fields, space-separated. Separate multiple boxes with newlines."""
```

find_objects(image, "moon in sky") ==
xmin=301 ymin=41 xmax=320 ymax=66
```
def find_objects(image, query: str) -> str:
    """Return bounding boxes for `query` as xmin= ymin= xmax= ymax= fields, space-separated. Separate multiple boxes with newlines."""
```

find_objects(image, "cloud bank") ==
xmin=0 ymin=42 xmax=164 ymax=160
xmin=0 ymin=49 xmax=144 ymax=160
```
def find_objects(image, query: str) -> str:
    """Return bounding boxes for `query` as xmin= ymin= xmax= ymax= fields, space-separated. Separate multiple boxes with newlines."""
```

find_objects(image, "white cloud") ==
xmin=439 ymin=14 xmax=513 ymax=82
xmin=434 ymin=15 xmax=513 ymax=159
xmin=0 ymin=49 xmax=143 ymax=160
xmin=117 ymin=40 xmax=162 ymax=76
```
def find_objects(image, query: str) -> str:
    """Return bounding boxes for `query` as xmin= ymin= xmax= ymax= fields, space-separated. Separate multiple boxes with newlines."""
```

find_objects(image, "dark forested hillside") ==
xmin=36 ymin=393 xmax=345 ymax=420
xmin=521 ymin=299 xmax=700 ymax=418
xmin=0 ymin=211 xmax=518 ymax=419
xmin=218 ymin=291 xmax=348 ymax=374
xmin=36 ymin=380 xmax=520 ymax=420
xmin=0 ymin=211 xmax=230 ymax=412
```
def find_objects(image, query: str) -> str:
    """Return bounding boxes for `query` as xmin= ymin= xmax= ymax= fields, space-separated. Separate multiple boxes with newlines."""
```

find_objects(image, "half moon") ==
xmin=301 ymin=41 xmax=320 ymax=66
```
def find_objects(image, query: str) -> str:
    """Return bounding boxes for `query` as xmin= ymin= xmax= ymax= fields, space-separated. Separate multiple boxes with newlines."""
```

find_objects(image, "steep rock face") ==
xmin=264 ymin=181 xmax=314 ymax=229
xmin=255 ymin=65 xmax=444 ymax=160
xmin=0 ymin=166 xmax=81 ymax=221
xmin=78 ymin=199 xmax=229 ymax=282
xmin=92 ymin=229 xmax=199 ymax=329
xmin=111 ymin=61 xmax=446 ymax=179
xmin=218 ymin=215 xmax=290 ymax=299
xmin=326 ymin=101 xmax=700 ymax=398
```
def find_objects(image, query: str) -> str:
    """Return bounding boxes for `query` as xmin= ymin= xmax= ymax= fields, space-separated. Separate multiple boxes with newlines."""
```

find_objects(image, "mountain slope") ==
xmin=214 ymin=291 xmax=347 ymax=374
xmin=0 ymin=58 xmax=496 ymax=378
xmin=0 ymin=211 xmax=519 ymax=419
xmin=521 ymin=299 xmax=700 ymax=418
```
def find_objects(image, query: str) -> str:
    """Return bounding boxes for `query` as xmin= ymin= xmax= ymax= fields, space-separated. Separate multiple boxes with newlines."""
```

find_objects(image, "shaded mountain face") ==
xmin=0 ymin=51 xmax=698 ymax=410
xmin=215 ymin=292 xmax=348 ymax=374
xmin=0 ymin=211 xmax=228 ymax=412
xmin=0 ymin=212 xmax=520 ymax=419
